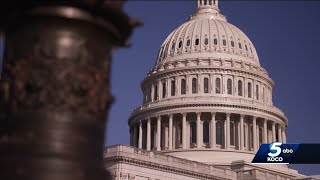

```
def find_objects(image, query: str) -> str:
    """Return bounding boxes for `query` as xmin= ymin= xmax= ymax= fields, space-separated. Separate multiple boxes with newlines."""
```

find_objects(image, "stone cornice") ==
xmin=128 ymin=103 xmax=287 ymax=126
xmin=105 ymin=156 xmax=229 ymax=180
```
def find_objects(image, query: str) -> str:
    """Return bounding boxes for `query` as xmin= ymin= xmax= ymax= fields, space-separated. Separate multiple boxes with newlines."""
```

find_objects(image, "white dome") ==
xmin=155 ymin=2 xmax=259 ymax=67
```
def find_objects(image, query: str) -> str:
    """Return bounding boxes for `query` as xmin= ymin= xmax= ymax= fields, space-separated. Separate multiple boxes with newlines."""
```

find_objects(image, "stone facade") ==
xmin=105 ymin=0 xmax=319 ymax=179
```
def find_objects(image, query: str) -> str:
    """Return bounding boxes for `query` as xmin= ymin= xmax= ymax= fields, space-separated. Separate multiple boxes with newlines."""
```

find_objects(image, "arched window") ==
xmin=227 ymin=79 xmax=232 ymax=95
xmin=187 ymin=39 xmax=190 ymax=46
xmin=171 ymin=42 xmax=175 ymax=50
xmin=216 ymin=121 xmax=223 ymax=145
xmin=213 ymin=38 xmax=218 ymax=45
xmin=238 ymin=80 xmax=243 ymax=96
xmin=215 ymin=78 xmax=221 ymax=94
xmin=245 ymin=44 xmax=248 ymax=51
xmin=230 ymin=122 xmax=235 ymax=146
xmin=204 ymin=38 xmax=209 ymax=45
xmin=204 ymin=77 xmax=209 ymax=93
xmin=154 ymin=84 xmax=158 ymax=100
xmin=203 ymin=121 xmax=210 ymax=144
xmin=256 ymin=85 xmax=259 ymax=100
xmin=190 ymin=121 xmax=197 ymax=144
xmin=192 ymin=78 xmax=197 ymax=94
xmin=248 ymin=82 xmax=252 ymax=98
xmin=231 ymin=40 xmax=235 ymax=47
xmin=195 ymin=38 xmax=199 ymax=46
xmin=239 ymin=42 xmax=242 ymax=49
xmin=223 ymin=39 xmax=226 ymax=46
xmin=162 ymin=82 xmax=166 ymax=98
xmin=178 ymin=41 xmax=182 ymax=48
xmin=181 ymin=79 xmax=186 ymax=95
xmin=204 ymin=0 xmax=207 ymax=5
xmin=171 ymin=80 xmax=175 ymax=96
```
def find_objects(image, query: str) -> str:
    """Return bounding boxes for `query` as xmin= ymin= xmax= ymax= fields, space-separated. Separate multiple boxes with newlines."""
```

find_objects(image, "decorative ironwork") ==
xmin=0 ymin=1 xmax=141 ymax=180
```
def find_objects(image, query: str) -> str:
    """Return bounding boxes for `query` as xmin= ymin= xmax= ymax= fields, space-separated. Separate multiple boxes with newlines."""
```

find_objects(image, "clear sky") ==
xmin=0 ymin=0 xmax=319 ymax=176
xmin=107 ymin=0 xmax=320 ymax=175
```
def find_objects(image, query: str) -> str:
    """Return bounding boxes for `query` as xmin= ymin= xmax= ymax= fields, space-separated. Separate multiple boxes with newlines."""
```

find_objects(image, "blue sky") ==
xmin=107 ymin=0 xmax=320 ymax=175
xmin=1 ymin=0 xmax=319 ymax=176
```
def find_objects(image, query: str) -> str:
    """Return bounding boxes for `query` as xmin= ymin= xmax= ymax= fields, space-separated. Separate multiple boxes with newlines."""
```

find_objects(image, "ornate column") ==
xmin=197 ymin=112 xmax=202 ymax=148
xmin=210 ymin=112 xmax=216 ymax=148
xmin=263 ymin=119 xmax=268 ymax=143
xmin=139 ymin=121 xmax=143 ymax=149
xmin=146 ymin=118 xmax=151 ymax=151
xmin=252 ymin=117 xmax=257 ymax=152
xmin=157 ymin=116 xmax=161 ymax=151
xmin=182 ymin=113 xmax=187 ymax=149
xmin=169 ymin=114 xmax=173 ymax=150
xmin=151 ymin=84 xmax=155 ymax=102
xmin=0 ymin=1 xmax=138 ymax=179
xmin=282 ymin=127 xmax=287 ymax=143
xmin=272 ymin=122 xmax=276 ymax=142
xmin=240 ymin=114 xmax=244 ymax=150
xmin=278 ymin=124 xmax=282 ymax=142
xmin=133 ymin=124 xmax=138 ymax=147
xmin=226 ymin=113 xmax=230 ymax=149
xmin=158 ymin=81 xmax=162 ymax=100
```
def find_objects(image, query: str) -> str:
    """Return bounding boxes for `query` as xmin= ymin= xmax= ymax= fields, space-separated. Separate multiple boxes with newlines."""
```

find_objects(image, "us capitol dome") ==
xmin=105 ymin=1 xmax=317 ymax=179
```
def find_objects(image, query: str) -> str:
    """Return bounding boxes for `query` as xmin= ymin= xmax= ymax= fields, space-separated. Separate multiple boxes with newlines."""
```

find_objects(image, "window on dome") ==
xmin=154 ymin=84 xmax=158 ymax=101
xmin=223 ymin=39 xmax=226 ymax=46
xmin=204 ymin=38 xmax=209 ymax=45
xmin=171 ymin=80 xmax=175 ymax=96
xmin=178 ymin=41 xmax=182 ymax=48
xmin=256 ymin=85 xmax=259 ymax=100
xmin=195 ymin=38 xmax=199 ymax=46
xmin=171 ymin=42 xmax=175 ymax=50
xmin=231 ymin=40 xmax=235 ymax=47
xmin=248 ymin=82 xmax=252 ymax=98
xmin=238 ymin=80 xmax=243 ymax=96
xmin=215 ymin=78 xmax=221 ymax=94
xmin=227 ymin=79 xmax=232 ymax=95
xmin=203 ymin=121 xmax=210 ymax=144
xmin=190 ymin=121 xmax=197 ymax=144
xmin=239 ymin=43 xmax=242 ymax=49
xmin=187 ymin=39 xmax=190 ymax=46
xmin=213 ymin=38 xmax=218 ymax=45
xmin=192 ymin=78 xmax=197 ymax=94
xmin=216 ymin=121 xmax=223 ymax=145
xmin=204 ymin=77 xmax=209 ymax=93
xmin=181 ymin=79 xmax=186 ymax=95
xmin=245 ymin=45 xmax=248 ymax=51
xmin=230 ymin=122 xmax=235 ymax=146
xmin=148 ymin=87 xmax=152 ymax=102
xmin=162 ymin=82 xmax=166 ymax=98
xmin=250 ymin=47 xmax=253 ymax=53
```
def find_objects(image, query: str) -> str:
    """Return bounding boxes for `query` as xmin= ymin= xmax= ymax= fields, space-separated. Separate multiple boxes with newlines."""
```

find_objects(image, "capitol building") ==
xmin=104 ymin=1 xmax=318 ymax=179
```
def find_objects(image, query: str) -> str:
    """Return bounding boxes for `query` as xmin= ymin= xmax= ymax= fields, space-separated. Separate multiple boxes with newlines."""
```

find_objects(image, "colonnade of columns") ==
xmin=130 ymin=112 xmax=286 ymax=152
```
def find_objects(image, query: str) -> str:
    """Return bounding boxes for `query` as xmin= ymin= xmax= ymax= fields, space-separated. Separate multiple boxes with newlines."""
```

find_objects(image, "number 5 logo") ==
xmin=268 ymin=142 xmax=282 ymax=157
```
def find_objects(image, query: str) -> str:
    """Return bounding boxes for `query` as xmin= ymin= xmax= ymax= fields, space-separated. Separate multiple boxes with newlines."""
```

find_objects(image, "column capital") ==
xmin=196 ymin=112 xmax=201 ymax=116
xmin=226 ymin=113 xmax=231 ymax=117
xmin=181 ymin=112 xmax=187 ymax=117
xmin=252 ymin=116 xmax=257 ymax=121
xmin=240 ymin=114 xmax=245 ymax=118
xmin=211 ymin=112 xmax=216 ymax=117
xmin=157 ymin=115 xmax=161 ymax=120
xmin=147 ymin=117 xmax=151 ymax=122
xmin=169 ymin=114 xmax=173 ymax=119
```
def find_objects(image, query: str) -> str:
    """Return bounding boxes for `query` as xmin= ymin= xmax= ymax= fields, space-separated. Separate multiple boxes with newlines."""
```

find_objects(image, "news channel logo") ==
xmin=251 ymin=142 xmax=298 ymax=164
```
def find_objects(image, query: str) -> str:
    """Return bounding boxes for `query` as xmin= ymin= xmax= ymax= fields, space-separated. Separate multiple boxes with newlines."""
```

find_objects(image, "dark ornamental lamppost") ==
xmin=0 ymin=1 xmax=139 ymax=180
